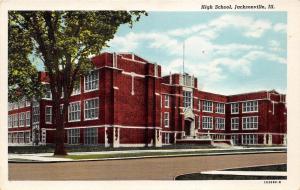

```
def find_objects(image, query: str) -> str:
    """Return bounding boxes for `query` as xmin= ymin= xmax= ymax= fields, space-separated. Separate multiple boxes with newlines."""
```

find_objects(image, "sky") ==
xmin=104 ymin=12 xmax=287 ymax=95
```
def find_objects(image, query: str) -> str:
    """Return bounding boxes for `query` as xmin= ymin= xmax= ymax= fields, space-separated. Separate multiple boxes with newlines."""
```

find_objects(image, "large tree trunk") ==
xmin=53 ymin=101 xmax=67 ymax=155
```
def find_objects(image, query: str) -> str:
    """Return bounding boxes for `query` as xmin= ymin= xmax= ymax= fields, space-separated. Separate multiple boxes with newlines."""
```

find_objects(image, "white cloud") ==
xmin=243 ymin=51 xmax=286 ymax=64
xmin=106 ymin=14 xmax=286 ymax=94
xmin=273 ymin=23 xmax=286 ymax=32
xmin=167 ymin=14 xmax=274 ymax=39
xmin=269 ymin=40 xmax=282 ymax=52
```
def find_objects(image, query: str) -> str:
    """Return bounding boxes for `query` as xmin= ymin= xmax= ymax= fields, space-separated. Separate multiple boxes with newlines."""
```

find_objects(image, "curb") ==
xmin=8 ymin=150 xmax=287 ymax=164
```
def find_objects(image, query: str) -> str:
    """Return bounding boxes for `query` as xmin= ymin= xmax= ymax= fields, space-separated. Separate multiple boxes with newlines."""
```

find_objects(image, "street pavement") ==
xmin=8 ymin=152 xmax=286 ymax=180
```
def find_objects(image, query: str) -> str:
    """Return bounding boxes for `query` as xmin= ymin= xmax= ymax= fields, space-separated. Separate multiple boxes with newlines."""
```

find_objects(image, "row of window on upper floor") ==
xmin=8 ymin=112 xmax=31 ymax=128
xmin=43 ymin=70 xmax=99 ymax=99
xmin=164 ymin=94 xmax=258 ymax=114
xmin=8 ymin=100 xmax=31 ymax=111
xmin=44 ymin=98 xmax=99 ymax=124
xmin=163 ymin=112 xmax=258 ymax=131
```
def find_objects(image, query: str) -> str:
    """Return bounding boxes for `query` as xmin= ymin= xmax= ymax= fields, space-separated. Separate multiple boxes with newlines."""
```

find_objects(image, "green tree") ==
xmin=8 ymin=11 xmax=147 ymax=155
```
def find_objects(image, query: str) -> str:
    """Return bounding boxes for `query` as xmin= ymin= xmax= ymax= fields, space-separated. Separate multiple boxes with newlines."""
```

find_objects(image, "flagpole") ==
xmin=183 ymin=41 xmax=185 ymax=74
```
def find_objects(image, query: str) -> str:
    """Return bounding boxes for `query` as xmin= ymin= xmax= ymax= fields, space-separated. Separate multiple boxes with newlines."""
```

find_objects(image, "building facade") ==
xmin=8 ymin=52 xmax=287 ymax=147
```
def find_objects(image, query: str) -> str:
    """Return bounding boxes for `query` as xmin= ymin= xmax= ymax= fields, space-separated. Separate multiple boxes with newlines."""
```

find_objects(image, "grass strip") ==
xmin=64 ymin=149 xmax=285 ymax=160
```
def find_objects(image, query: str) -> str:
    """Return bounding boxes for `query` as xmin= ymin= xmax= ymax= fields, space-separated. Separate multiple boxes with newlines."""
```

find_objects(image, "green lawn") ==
xmin=63 ymin=148 xmax=286 ymax=160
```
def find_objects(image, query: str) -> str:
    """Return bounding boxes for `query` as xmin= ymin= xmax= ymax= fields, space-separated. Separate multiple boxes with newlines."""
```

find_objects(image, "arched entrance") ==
xmin=183 ymin=107 xmax=195 ymax=137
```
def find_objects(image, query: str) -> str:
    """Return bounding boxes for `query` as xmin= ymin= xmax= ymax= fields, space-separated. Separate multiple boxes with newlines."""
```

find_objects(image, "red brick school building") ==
xmin=8 ymin=52 xmax=287 ymax=147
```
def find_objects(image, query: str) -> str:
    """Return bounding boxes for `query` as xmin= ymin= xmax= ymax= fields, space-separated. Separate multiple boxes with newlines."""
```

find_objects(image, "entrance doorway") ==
xmin=184 ymin=120 xmax=191 ymax=136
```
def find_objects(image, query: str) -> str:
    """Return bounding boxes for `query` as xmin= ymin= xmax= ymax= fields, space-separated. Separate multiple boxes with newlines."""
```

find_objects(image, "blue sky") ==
xmin=105 ymin=12 xmax=287 ymax=95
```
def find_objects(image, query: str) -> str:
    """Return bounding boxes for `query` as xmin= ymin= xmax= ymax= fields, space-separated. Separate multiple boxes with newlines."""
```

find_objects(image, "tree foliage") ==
xmin=8 ymin=11 xmax=147 ymax=155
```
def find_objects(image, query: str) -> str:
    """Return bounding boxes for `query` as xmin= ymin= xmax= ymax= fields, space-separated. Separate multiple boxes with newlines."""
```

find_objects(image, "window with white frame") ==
xmin=45 ymin=106 xmax=52 ymax=124
xmin=203 ymin=101 xmax=213 ymax=112
xmin=202 ymin=116 xmax=213 ymax=130
xmin=164 ymin=133 xmax=170 ymax=144
xmin=215 ymin=117 xmax=225 ymax=130
xmin=231 ymin=134 xmax=239 ymax=145
xmin=44 ymin=84 xmax=52 ymax=99
xmin=165 ymin=95 xmax=170 ymax=108
xmin=68 ymin=102 xmax=81 ymax=122
xmin=231 ymin=117 xmax=239 ymax=130
xmin=231 ymin=103 xmax=239 ymax=114
xmin=183 ymin=91 xmax=192 ymax=108
xmin=84 ymin=98 xmax=99 ymax=120
xmin=19 ymin=112 xmax=25 ymax=127
xmin=8 ymin=115 xmax=12 ymax=128
xmin=25 ymin=101 xmax=31 ymax=107
xmin=71 ymin=80 xmax=81 ymax=95
xmin=242 ymin=101 xmax=258 ymax=113
xmin=26 ymin=112 xmax=30 ymax=127
xmin=13 ymin=114 xmax=18 ymax=127
xmin=164 ymin=112 xmax=169 ymax=128
xmin=25 ymin=132 xmax=30 ymax=143
xmin=84 ymin=128 xmax=98 ymax=144
xmin=8 ymin=133 xmax=13 ymax=143
xmin=19 ymin=100 xmax=26 ymax=108
xmin=84 ymin=70 xmax=99 ymax=91
xmin=68 ymin=128 xmax=80 ymax=144
xmin=32 ymin=102 xmax=40 ymax=124
xmin=18 ymin=132 xmax=24 ymax=143
xmin=242 ymin=134 xmax=258 ymax=145
xmin=242 ymin=116 xmax=258 ymax=130
xmin=13 ymin=133 xmax=18 ymax=143
xmin=216 ymin=103 xmax=225 ymax=114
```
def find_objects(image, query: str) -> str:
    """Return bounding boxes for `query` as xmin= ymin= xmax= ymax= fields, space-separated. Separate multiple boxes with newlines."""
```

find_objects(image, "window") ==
xmin=84 ymin=70 xmax=99 ymax=91
xmin=165 ymin=95 xmax=170 ymax=108
xmin=182 ymin=74 xmax=193 ymax=87
xmin=203 ymin=101 xmax=213 ymax=112
xmin=19 ymin=112 xmax=25 ymax=127
xmin=25 ymin=132 xmax=30 ymax=143
xmin=8 ymin=133 xmax=13 ymax=143
xmin=13 ymin=133 xmax=18 ymax=143
xmin=215 ymin=117 xmax=225 ymax=130
xmin=164 ymin=112 xmax=169 ymax=128
xmin=242 ymin=116 xmax=258 ymax=130
xmin=216 ymin=103 xmax=225 ymax=114
xmin=68 ymin=128 xmax=80 ymax=144
xmin=202 ymin=116 xmax=213 ymax=130
xmin=19 ymin=100 xmax=26 ymax=108
xmin=242 ymin=134 xmax=258 ymax=145
xmin=84 ymin=128 xmax=98 ymax=144
xmin=183 ymin=91 xmax=192 ymax=108
xmin=8 ymin=115 xmax=13 ymax=128
xmin=164 ymin=133 xmax=170 ymax=144
xmin=32 ymin=102 xmax=40 ymax=124
xmin=45 ymin=106 xmax=52 ymax=124
xmin=26 ymin=112 xmax=30 ymax=127
xmin=231 ymin=117 xmax=239 ymax=130
xmin=18 ymin=132 xmax=24 ymax=143
xmin=84 ymin=98 xmax=99 ymax=120
xmin=13 ymin=114 xmax=18 ymax=127
xmin=231 ymin=135 xmax=239 ymax=145
xmin=68 ymin=102 xmax=81 ymax=122
xmin=44 ymin=84 xmax=52 ymax=99
xmin=242 ymin=101 xmax=258 ymax=113
xmin=231 ymin=103 xmax=239 ymax=114
xmin=25 ymin=101 xmax=31 ymax=107
xmin=72 ymin=80 xmax=81 ymax=95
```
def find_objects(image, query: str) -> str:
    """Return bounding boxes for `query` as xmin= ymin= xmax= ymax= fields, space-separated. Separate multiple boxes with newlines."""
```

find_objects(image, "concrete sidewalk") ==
xmin=8 ymin=146 xmax=286 ymax=163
